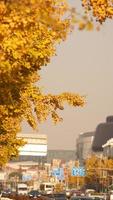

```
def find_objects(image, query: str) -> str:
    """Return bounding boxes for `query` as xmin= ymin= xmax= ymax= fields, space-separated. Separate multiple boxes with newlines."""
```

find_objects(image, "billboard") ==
xmin=72 ymin=167 xmax=85 ymax=176
xmin=19 ymin=144 xmax=47 ymax=156
xmin=22 ymin=174 xmax=32 ymax=181
xmin=52 ymin=168 xmax=64 ymax=181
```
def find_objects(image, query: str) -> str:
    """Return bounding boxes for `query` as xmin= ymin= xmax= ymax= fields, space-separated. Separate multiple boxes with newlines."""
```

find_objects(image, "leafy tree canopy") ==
xmin=0 ymin=0 xmax=86 ymax=166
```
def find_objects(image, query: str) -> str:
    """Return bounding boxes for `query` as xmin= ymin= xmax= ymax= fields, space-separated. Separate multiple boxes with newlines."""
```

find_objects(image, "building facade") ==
xmin=92 ymin=116 xmax=113 ymax=152
xmin=76 ymin=132 xmax=95 ymax=163
xmin=102 ymin=138 xmax=113 ymax=158
xmin=47 ymin=150 xmax=76 ymax=163
xmin=14 ymin=133 xmax=47 ymax=163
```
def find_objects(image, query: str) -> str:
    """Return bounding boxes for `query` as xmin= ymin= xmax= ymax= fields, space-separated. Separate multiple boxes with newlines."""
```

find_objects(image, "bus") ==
xmin=40 ymin=182 xmax=54 ymax=194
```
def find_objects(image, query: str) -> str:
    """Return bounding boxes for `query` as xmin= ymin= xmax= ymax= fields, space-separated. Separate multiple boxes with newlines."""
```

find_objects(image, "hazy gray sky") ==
xmin=23 ymin=2 xmax=113 ymax=150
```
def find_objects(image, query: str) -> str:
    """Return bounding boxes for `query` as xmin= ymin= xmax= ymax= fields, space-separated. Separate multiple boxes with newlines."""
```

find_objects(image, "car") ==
xmin=44 ymin=193 xmax=55 ymax=200
xmin=70 ymin=190 xmax=83 ymax=197
xmin=70 ymin=196 xmax=96 ymax=200
xmin=53 ymin=193 xmax=67 ymax=200
xmin=89 ymin=197 xmax=105 ymax=200
xmin=44 ymin=193 xmax=67 ymax=200
xmin=1 ymin=189 xmax=11 ymax=197
xmin=28 ymin=190 xmax=41 ymax=198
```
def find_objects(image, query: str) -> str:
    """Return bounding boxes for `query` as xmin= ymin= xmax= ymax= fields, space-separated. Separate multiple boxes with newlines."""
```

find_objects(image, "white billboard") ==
xmin=19 ymin=144 xmax=47 ymax=156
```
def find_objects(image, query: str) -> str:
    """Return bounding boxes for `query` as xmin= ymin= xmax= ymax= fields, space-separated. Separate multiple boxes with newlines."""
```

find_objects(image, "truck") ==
xmin=40 ymin=182 xmax=55 ymax=194
xmin=17 ymin=183 xmax=28 ymax=195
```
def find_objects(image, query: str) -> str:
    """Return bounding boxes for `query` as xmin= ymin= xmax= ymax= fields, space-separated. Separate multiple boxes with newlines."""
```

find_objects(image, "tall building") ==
xmin=92 ymin=116 xmax=113 ymax=152
xmin=13 ymin=133 xmax=47 ymax=163
xmin=76 ymin=132 xmax=95 ymax=164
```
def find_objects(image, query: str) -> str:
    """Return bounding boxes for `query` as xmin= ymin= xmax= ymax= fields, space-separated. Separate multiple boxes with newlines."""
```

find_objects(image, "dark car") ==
xmin=53 ymin=193 xmax=67 ymax=200
xmin=1 ymin=189 xmax=12 ymax=197
xmin=45 ymin=193 xmax=67 ymax=200
xmin=91 ymin=198 xmax=105 ymax=200
xmin=28 ymin=190 xmax=41 ymax=198
xmin=44 ymin=193 xmax=55 ymax=200
xmin=70 ymin=196 xmax=96 ymax=200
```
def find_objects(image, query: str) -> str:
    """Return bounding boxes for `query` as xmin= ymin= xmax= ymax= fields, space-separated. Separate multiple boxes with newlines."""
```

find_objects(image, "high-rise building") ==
xmin=76 ymin=132 xmax=95 ymax=164
xmin=92 ymin=116 xmax=113 ymax=152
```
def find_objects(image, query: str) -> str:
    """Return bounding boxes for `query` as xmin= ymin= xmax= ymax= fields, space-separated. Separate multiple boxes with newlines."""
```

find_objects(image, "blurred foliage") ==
xmin=82 ymin=0 xmax=113 ymax=23
xmin=68 ymin=175 xmax=85 ymax=188
xmin=54 ymin=183 xmax=64 ymax=192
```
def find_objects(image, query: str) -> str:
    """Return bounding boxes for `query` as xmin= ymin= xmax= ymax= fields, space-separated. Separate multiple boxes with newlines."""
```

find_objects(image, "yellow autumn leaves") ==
xmin=30 ymin=92 xmax=85 ymax=125
xmin=0 ymin=0 xmax=85 ymax=166
xmin=82 ymin=0 xmax=113 ymax=23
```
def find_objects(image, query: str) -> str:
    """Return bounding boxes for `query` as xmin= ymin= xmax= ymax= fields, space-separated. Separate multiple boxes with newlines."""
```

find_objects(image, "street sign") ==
xmin=22 ymin=174 xmax=32 ymax=181
xmin=72 ymin=167 xmax=85 ymax=176
xmin=52 ymin=168 xmax=60 ymax=176
xmin=52 ymin=168 xmax=64 ymax=180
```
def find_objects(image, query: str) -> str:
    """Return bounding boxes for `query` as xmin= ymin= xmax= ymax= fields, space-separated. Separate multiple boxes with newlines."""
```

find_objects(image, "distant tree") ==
xmin=9 ymin=171 xmax=22 ymax=181
xmin=85 ymin=156 xmax=113 ymax=191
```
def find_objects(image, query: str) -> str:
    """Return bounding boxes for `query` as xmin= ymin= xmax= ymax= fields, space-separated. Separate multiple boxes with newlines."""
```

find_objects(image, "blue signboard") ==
xmin=57 ymin=168 xmax=64 ymax=181
xmin=72 ymin=167 xmax=85 ymax=177
xmin=52 ymin=168 xmax=60 ymax=176
xmin=22 ymin=174 xmax=32 ymax=181
xmin=52 ymin=168 xmax=64 ymax=180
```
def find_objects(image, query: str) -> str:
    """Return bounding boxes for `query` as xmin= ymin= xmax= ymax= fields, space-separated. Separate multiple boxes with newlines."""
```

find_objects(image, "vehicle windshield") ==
xmin=46 ymin=185 xmax=53 ymax=188
xmin=18 ymin=188 xmax=27 ymax=190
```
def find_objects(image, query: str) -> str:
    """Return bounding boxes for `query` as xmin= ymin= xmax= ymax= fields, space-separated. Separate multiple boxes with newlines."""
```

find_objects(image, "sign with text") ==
xmin=72 ymin=167 xmax=85 ymax=177
xmin=52 ymin=168 xmax=64 ymax=180
xmin=22 ymin=174 xmax=32 ymax=181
